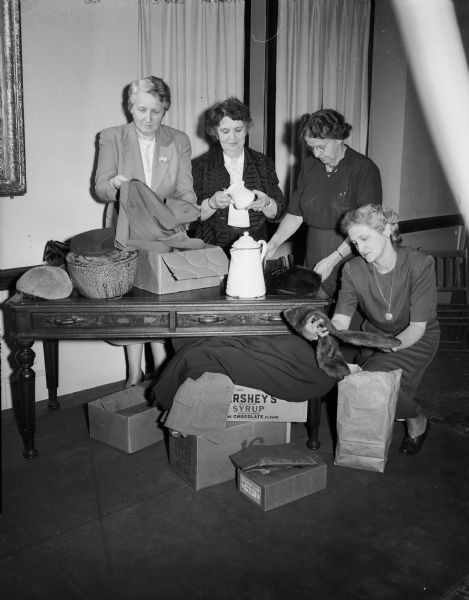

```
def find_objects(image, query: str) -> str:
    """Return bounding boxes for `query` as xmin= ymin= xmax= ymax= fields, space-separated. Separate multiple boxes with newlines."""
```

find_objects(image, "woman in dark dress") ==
xmin=192 ymin=97 xmax=286 ymax=254
xmin=304 ymin=204 xmax=440 ymax=455
xmin=266 ymin=109 xmax=382 ymax=298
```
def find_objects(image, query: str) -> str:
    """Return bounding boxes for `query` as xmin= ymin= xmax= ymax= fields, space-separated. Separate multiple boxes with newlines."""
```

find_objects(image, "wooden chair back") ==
xmin=429 ymin=248 xmax=469 ymax=305
xmin=427 ymin=248 xmax=469 ymax=350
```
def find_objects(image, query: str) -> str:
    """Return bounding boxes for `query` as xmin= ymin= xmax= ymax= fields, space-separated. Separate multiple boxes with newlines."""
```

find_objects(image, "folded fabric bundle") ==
xmin=283 ymin=306 xmax=401 ymax=380
xmin=66 ymin=250 xmax=134 ymax=266
xmin=230 ymin=443 xmax=318 ymax=474
xmin=163 ymin=372 xmax=234 ymax=444
xmin=116 ymin=179 xmax=203 ymax=252
xmin=43 ymin=239 xmax=71 ymax=266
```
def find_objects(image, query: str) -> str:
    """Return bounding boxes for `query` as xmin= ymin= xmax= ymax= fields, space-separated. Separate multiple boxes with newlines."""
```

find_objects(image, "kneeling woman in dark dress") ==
xmin=304 ymin=204 xmax=440 ymax=455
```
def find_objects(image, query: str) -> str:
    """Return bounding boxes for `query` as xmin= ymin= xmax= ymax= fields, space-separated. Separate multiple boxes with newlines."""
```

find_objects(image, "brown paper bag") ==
xmin=334 ymin=369 xmax=402 ymax=473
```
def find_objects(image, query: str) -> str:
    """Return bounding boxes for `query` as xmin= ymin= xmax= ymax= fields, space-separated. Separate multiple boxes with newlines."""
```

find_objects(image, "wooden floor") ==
xmin=1 ymin=377 xmax=469 ymax=600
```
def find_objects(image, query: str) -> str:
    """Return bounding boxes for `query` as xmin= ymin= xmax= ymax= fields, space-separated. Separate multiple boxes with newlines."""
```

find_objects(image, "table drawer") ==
xmin=31 ymin=312 xmax=170 ymax=331
xmin=176 ymin=310 xmax=289 ymax=332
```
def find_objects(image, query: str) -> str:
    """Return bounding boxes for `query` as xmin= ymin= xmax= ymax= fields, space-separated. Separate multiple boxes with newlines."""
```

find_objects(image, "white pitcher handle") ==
xmin=259 ymin=240 xmax=267 ymax=261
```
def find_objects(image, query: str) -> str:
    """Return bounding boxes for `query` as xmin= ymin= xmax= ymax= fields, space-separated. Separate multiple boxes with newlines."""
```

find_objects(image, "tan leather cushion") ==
xmin=16 ymin=266 xmax=73 ymax=299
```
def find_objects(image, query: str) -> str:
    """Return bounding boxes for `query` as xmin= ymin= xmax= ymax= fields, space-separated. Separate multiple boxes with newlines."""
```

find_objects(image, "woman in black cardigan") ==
xmin=192 ymin=97 xmax=286 ymax=253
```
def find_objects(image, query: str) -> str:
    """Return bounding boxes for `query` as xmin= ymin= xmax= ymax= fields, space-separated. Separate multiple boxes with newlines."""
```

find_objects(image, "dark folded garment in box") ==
xmin=230 ymin=443 xmax=318 ymax=473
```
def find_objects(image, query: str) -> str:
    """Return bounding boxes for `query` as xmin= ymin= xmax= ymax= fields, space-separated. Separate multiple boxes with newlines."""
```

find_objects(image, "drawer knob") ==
xmin=47 ymin=317 xmax=86 ymax=326
xmin=262 ymin=314 xmax=283 ymax=322
xmin=198 ymin=315 xmax=220 ymax=324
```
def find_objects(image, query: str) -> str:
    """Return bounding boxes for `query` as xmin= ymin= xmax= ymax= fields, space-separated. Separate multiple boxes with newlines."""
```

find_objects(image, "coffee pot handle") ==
xmin=259 ymin=240 xmax=267 ymax=261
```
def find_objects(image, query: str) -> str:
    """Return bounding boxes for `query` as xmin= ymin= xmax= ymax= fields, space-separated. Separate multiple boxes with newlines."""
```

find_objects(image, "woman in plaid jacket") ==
xmin=191 ymin=98 xmax=286 ymax=254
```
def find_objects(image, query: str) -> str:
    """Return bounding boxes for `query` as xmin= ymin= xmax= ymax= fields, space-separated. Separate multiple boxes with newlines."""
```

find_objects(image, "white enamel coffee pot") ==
xmin=226 ymin=232 xmax=267 ymax=298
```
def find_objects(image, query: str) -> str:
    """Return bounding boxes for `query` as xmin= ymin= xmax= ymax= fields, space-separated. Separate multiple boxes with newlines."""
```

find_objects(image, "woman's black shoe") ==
xmin=399 ymin=421 xmax=430 ymax=455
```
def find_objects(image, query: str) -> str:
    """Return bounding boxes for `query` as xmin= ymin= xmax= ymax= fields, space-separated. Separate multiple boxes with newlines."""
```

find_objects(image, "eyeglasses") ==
xmin=307 ymin=139 xmax=333 ymax=155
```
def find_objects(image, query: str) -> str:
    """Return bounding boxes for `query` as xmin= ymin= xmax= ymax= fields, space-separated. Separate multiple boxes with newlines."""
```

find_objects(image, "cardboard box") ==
xmin=89 ymin=385 xmax=165 ymax=453
xmin=169 ymin=421 xmax=289 ymax=490
xmin=133 ymin=245 xmax=228 ymax=295
xmin=227 ymin=385 xmax=308 ymax=422
xmin=237 ymin=459 xmax=327 ymax=511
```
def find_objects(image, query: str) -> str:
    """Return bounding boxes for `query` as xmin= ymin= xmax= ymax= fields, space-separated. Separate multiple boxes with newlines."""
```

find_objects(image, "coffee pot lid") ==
xmin=231 ymin=231 xmax=261 ymax=249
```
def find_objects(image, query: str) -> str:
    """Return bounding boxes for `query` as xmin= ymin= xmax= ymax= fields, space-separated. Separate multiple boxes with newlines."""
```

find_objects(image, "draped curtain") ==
xmin=138 ymin=0 xmax=245 ymax=159
xmin=275 ymin=0 xmax=372 ymax=200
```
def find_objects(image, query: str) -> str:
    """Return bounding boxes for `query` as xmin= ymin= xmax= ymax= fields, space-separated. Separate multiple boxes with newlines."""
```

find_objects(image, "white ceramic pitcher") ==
xmin=226 ymin=232 xmax=267 ymax=298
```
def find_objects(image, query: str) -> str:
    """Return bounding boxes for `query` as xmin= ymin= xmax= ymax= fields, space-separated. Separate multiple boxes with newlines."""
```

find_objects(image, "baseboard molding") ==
xmin=1 ymin=379 xmax=126 ymax=424
xmin=1 ymin=368 xmax=47 ymax=411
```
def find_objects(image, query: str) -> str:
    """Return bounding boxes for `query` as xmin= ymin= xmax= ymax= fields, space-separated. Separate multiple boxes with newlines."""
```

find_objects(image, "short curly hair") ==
xmin=340 ymin=204 xmax=402 ymax=245
xmin=299 ymin=108 xmax=352 ymax=141
xmin=205 ymin=97 xmax=252 ymax=140
xmin=128 ymin=76 xmax=171 ymax=112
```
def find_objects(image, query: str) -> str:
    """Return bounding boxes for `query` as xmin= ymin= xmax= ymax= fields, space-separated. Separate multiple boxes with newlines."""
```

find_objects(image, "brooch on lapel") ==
xmin=159 ymin=156 xmax=169 ymax=163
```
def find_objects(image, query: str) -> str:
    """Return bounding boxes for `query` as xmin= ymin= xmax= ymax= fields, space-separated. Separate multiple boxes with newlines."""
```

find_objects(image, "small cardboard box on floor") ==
xmin=89 ymin=385 xmax=165 ymax=453
xmin=237 ymin=458 xmax=327 ymax=511
xmin=227 ymin=385 xmax=308 ymax=422
xmin=169 ymin=421 xmax=290 ymax=490
xmin=133 ymin=245 xmax=228 ymax=295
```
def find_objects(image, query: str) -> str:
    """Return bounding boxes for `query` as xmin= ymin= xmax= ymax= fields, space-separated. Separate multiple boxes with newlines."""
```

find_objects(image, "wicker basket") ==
xmin=66 ymin=249 xmax=139 ymax=299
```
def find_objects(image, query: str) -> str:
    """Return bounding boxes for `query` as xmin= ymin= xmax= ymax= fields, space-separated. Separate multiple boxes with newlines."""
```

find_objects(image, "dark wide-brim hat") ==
xmin=266 ymin=265 xmax=322 ymax=295
xmin=70 ymin=228 xmax=116 ymax=257
xmin=16 ymin=266 xmax=73 ymax=299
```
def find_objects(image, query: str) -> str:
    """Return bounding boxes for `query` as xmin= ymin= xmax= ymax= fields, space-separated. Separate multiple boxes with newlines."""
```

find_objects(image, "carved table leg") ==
xmin=43 ymin=340 xmax=59 ymax=409
xmin=16 ymin=340 xmax=38 ymax=459
xmin=306 ymin=397 xmax=322 ymax=450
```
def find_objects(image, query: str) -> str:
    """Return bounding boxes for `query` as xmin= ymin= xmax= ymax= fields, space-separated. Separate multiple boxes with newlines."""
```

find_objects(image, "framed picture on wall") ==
xmin=0 ymin=0 xmax=26 ymax=196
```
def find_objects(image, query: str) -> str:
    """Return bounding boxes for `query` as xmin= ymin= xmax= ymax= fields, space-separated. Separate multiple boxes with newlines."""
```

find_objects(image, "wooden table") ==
xmin=5 ymin=285 xmax=331 ymax=458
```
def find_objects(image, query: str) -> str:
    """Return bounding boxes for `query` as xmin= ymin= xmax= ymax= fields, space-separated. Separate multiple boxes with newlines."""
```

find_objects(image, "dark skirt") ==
xmin=151 ymin=335 xmax=337 ymax=410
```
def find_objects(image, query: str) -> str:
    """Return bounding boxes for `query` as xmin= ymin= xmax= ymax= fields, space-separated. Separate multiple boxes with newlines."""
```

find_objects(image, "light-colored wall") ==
xmin=368 ymin=0 xmax=465 ymax=221
xmin=367 ymin=0 xmax=407 ymax=211
xmin=1 ymin=0 xmax=139 ymax=409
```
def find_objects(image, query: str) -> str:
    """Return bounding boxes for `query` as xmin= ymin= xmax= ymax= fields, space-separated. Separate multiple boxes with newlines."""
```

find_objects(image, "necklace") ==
xmin=373 ymin=265 xmax=395 ymax=321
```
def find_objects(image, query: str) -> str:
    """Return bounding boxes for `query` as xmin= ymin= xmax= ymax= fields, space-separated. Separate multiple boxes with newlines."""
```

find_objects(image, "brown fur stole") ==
xmin=283 ymin=306 xmax=401 ymax=380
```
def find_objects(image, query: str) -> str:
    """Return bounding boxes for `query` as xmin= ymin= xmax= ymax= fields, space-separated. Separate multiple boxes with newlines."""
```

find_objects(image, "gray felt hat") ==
xmin=16 ymin=266 xmax=73 ymax=299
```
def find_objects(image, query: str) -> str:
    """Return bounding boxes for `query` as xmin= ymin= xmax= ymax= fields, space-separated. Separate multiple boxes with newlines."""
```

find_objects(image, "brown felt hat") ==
xmin=16 ymin=266 xmax=73 ymax=299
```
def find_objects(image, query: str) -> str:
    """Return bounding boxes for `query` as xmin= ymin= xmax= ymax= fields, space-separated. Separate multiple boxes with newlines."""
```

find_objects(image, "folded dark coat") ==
xmin=115 ymin=179 xmax=203 ymax=252
xmin=151 ymin=335 xmax=337 ymax=411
